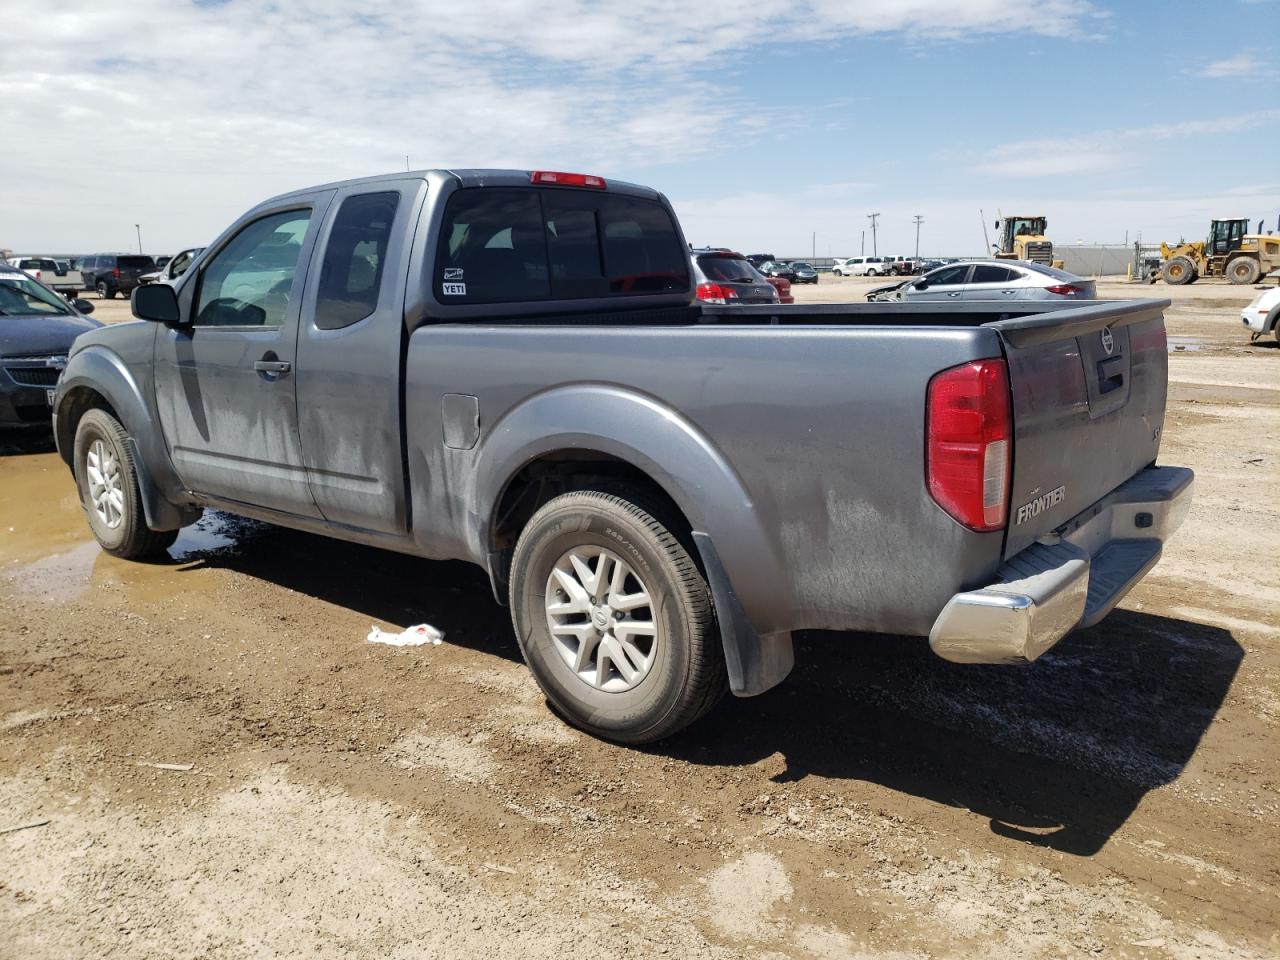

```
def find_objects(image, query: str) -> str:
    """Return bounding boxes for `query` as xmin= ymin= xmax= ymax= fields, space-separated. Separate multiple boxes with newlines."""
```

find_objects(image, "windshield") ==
xmin=697 ymin=256 xmax=761 ymax=283
xmin=791 ymin=262 xmax=813 ymax=269
xmin=0 ymin=275 xmax=77 ymax=317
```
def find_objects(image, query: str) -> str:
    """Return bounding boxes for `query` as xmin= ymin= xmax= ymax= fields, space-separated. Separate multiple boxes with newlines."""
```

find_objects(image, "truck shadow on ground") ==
xmin=182 ymin=512 xmax=1240 ymax=860
xmin=672 ymin=614 xmax=1242 ymax=857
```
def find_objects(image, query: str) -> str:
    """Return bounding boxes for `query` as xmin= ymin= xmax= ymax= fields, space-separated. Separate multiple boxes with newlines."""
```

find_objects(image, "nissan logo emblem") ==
xmin=1101 ymin=326 xmax=1114 ymax=355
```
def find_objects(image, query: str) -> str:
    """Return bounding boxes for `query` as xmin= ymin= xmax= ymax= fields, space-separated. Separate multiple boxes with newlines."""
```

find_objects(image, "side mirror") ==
xmin=73 ymin=299 xmax=95 ymax=314
xmin=133 ymin=283 xmax=181 ymax=324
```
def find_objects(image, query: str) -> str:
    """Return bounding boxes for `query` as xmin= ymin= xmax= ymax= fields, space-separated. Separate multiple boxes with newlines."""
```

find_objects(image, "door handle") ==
xmin=254 ymin=359 xmax=291 ymax=374
xmin=947 ymin=291 xmax=960 ymax=298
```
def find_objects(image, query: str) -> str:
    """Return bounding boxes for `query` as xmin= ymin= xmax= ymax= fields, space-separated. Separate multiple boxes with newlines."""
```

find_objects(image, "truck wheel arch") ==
xmin=55 ymin=350 xmax=197 ymax=532
xmin=474 ymin=385 xmax=793 ymax=697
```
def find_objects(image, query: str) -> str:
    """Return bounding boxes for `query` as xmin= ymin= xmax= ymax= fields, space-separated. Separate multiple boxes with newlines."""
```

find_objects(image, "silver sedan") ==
xmin=867 ymin=260 xmax=1097 ymax=302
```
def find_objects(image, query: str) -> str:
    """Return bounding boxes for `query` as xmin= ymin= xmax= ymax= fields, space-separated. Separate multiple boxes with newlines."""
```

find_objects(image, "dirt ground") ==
xmin=2 ymin=279 xmax=1278 ymax=959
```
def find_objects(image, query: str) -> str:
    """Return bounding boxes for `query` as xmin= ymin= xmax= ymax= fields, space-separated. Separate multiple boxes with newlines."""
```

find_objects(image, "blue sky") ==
xmin=3 ymin=0 xmax=1277 ymax=257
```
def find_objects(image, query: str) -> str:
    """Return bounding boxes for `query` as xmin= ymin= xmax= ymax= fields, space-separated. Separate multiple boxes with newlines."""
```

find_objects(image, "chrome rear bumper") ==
xmin=929 ymin=465 xmax=1193 ymax=665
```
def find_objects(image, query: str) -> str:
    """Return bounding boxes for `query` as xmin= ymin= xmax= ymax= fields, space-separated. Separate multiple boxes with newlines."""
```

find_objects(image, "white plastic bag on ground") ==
xmin=366 ymin=623 xmax=444 ymax=647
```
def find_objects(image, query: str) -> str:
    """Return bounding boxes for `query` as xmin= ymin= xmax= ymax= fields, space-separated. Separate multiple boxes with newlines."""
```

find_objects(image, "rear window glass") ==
xmin=696 ymin=256 xmax=759 ymax=282
xmin=435 ymin=187 xmax=689 ymax=304
xmin=1028 ymin=263 xmax=1080 ymax=282
xmin=315 ymin=191 xmax=400 ymax=330
xmin=118 ymin=256 xmax=156 ymax=270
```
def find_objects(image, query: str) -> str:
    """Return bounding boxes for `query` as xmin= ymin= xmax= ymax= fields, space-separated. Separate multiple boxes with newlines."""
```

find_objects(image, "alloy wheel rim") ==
xmin=86 ymin=439 xmax=124 ymax=529
xmin=544 ymin=546 xmax=658 ymax=693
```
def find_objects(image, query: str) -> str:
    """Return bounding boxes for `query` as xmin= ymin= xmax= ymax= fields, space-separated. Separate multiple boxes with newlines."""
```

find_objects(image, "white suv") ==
xmin=833 ymin=256 xmax=891 ymax=277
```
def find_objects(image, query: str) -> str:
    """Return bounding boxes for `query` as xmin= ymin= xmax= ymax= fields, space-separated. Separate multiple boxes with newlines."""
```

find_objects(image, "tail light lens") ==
xmin=1045 ymin=283 xmax=1082 ymax=296
xmin=113 ymin=267 xmax=121 ymax=278
xmin=926 ymin=359 xmax=1011 ymax=531
xmin=696 ymin=282 xmax=739 ymax=305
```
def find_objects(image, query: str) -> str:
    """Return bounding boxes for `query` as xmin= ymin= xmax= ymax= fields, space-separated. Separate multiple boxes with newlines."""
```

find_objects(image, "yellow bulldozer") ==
xmin=1159 ymin=217 xmax=1280 ymax=285
xmin=992 ymin=215 xmax=1065 ymax=269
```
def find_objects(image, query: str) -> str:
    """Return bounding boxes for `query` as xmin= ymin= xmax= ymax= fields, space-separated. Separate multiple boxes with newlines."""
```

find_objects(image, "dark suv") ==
xmin=80 ymin=254 xmax=157 ymax=299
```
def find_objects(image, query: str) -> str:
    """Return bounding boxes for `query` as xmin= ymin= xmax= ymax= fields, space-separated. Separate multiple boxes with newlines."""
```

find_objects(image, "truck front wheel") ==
xmin=73 ymin=409 xmax=177 ymax=559
xmin=1161 ymin=256 xmax=1197 ymax=285
xmin=509 ymin=489 xmax=726 ymax=744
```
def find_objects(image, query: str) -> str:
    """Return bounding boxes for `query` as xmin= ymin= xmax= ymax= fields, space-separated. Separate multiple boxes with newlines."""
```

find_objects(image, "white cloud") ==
xmin=1203 ymin=52 xmax=1264 ymax=77
xmin=1 ymin=0 xmax=1104 ymax=250
xmin=971 ymin=110 xmax=1280 ymax=178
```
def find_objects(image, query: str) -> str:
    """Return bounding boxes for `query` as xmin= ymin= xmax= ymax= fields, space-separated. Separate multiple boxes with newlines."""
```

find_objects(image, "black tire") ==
xmin=1227 ymin=257 xmax=1261 ymax=285
xmin=95 ymin=280 xmax=109 ymax=299
xmin=509 ymin=489 xmax=726 ymax=744
xmin=1161 ymin=256 xmax=1196 ymax=286
xmin=73 ymin=409 xmax=178 ymax=559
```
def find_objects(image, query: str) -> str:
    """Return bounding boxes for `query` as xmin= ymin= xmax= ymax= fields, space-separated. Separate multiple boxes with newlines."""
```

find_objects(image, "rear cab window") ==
xmin=118 ymin=256 xmax=156 ymax=271
xmin=435 ymin=187 xmax=689 ymax=304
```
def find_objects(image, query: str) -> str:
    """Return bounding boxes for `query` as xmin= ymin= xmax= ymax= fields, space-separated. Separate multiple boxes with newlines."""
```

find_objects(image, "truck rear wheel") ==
xmin=508 ymin=489 xmax=726 ymax=744
xmin=1161 ymin=256 xmax=1196 ymax=285
xmin=73 ymin=409 xmax=178 ymax=559
xmin=1227 ymin=257 xmax=1260 ymax=285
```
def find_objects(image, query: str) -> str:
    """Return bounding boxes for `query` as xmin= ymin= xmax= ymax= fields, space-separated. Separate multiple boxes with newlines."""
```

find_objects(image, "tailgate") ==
xmin=988 ymin=299 xmax=1171 ymax=559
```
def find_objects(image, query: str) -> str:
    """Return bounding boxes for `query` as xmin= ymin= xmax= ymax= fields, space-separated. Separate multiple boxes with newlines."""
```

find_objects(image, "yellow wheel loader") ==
xmin=1159 ymin=217 xmax=1280 ymax=285
xmin=993 ymin=215 xmax=1065 ymax=269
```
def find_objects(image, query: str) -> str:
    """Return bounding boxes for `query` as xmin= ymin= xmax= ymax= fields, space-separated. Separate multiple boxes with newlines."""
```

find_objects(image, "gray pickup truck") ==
xmin=53 ymin=169 xmax=1193 ymax=743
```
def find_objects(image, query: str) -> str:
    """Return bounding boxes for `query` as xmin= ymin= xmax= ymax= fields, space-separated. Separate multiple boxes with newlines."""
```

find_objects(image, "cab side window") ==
xmin=971 ymin=265 xmax=1015 ymax=284
xmin=315 ymin=192 xmax=400 ymax=330
xmin=195 ymin=209 xmax=312 ymax=327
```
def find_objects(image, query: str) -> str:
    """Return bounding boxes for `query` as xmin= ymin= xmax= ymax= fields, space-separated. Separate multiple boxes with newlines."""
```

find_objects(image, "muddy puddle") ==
xmin=1 ymin=444 xmax=264 ymax=603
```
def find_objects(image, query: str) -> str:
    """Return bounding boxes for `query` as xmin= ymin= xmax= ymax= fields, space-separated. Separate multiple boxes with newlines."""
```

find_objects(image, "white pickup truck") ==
xmin=4 ymin=256 xmax=84 ymax=299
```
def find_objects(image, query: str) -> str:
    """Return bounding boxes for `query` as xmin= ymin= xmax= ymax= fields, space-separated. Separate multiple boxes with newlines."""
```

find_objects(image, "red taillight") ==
xmin=926 ymin=359 xmax=1012 ymax=531
xmin=1045 ymin=283 xmax=1082 ymax=296
xmin=530 ymin=170 xmax=606 ymax=189
xmin=695 ymin=282 xmax=740 ymax=304
xmin=113 ymin=267 xmax=121 ymax=279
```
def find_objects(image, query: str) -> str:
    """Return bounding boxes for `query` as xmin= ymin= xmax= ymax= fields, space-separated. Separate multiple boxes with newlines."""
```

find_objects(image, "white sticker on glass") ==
xmin=443 ymin=267 xmax=464 ymax=280
xmin=442 ymin=282 xmax=466 ymax=296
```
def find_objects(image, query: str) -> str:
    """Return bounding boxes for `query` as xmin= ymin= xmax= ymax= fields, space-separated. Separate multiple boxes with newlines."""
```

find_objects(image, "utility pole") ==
xmin=867 ymin=213 xmax=880 ymax=257
xmin=811 ymin=231 xmax=815 ymax=259
xmin=135 ymin=224 xmax=142 ymax=254
xmin=405 ymin=155 xmax=410 ymax=171
xmin=912 ymin=215 xmax=924 ymax=259
xmin=860 ymin=230 xmax=865 ymax=255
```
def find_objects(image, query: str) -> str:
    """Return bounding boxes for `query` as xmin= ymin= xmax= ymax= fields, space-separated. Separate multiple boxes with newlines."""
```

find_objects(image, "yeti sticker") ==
xmin=442 ymin=282 xmax=466 ymax=296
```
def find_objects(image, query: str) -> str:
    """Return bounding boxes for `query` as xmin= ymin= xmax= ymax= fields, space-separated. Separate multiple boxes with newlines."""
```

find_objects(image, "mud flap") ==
xmin=125 ymin=437 xmax=201 ymax=532
xmin=692 ymin=531 xmax=794 ymax=697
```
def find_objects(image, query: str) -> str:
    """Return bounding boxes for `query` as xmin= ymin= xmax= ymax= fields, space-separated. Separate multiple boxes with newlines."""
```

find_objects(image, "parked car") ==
xmin=832 ymin=256 xmax=890 ymax=277
xmin=917 ymin=258 xmax=945 ymax=273
xmin=4 ymin=256 xmax=84 ymax=298
xmin=745 ymin=253 xmax=775 ymax=269
xmin=1241 ymin=284 xmax=1280 ymax=342
xmin=80 ymin=254 xmax=157 ymax=299
xmin=0 ymin=263 xmax=99 ymax=429
xmin=758 ymin=260 xmax=798 ymax=282
xmin=788 ymin=261 xmax=818 ymax=284
xmin=690 ymin=249 xmax=779 ymax=304
xmin=139 ymin=247 xmax=206 ymax=286
xmin=765 ymin=276 xmax=794 ymax=303
xmin=55 ymin=167 xmax=1190 ymax=744
xmin=887 ymin=258 xmax=917 ymax=276
xmin=867 ymin=260 xmax=1097 ymax=303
